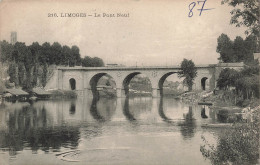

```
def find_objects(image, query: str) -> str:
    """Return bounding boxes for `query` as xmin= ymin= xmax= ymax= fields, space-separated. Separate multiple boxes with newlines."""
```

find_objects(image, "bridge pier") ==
xmin=116 ymin=88 xmax=126 ymax=98
xmin=84 ymin=88 xmax=93 ymax=98
xmin=152 ymin=88 xmax=161 ymax=98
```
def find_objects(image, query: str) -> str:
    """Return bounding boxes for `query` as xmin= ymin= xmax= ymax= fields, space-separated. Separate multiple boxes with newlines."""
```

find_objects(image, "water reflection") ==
xmin=90 ymin=97 xmax=116 ymax=122
xmin=179 ymin=106 xmax=196 ymax=139
xmin=0 ymin=97 xmax=250 ymax=164
xmin=201 ymin=106 xmax=208 ymax=119
xmin=158 ymin=98 xmax=172 ymax=122
xmin=123 ymin=97 xmax=136 ymax=121
xmin=90 ymin=97 xmax=105 ymax=122
xmin=209 ymin=107 xmax=216 ymax=122
xmin=0 ymin=104 xmax=80 ymax=156
xmin=122 ymin=97 xmax=153 ymax=122
xmin=70 ymin=103 xmax=76 ymax=115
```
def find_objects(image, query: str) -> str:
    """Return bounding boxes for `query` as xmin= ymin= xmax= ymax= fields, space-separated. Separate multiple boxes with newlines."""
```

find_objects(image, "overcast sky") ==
xmin=0 ymin=0 xmax=246 ymax=66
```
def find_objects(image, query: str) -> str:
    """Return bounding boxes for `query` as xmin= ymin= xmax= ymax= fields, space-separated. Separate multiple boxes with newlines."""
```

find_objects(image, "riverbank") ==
xmin=49 ymin=90 xmax=78 ymax=99
xmin=180 ymin=90 xmax=259 ymax=124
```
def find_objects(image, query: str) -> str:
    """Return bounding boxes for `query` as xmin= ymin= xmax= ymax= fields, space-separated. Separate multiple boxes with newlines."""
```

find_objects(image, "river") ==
xmin=0 ymin=97 xmax=235 ymax=165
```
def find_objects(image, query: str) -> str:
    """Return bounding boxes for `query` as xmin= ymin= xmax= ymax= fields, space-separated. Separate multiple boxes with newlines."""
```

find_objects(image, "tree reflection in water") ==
xmin=0 ymin=105 xmax=80 ymax=156
xmin=179 ymin=106 xmax=196 ymax=139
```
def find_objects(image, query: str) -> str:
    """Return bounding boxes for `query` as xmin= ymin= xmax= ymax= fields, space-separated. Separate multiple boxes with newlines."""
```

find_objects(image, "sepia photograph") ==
xmin=0 ymin=0 xmax=259 ymax=164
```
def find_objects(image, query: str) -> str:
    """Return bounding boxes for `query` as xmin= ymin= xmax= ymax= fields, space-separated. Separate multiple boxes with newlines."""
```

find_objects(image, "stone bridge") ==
xmin=45 ymin=63 xmax=244 ymax=97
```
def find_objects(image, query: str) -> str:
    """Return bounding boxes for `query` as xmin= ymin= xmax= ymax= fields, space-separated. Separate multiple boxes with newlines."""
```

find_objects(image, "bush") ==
xmin=200 ymin=105 xmax=260 ymax=165
xmin=49 ymin=90 xmax=77 ymax=99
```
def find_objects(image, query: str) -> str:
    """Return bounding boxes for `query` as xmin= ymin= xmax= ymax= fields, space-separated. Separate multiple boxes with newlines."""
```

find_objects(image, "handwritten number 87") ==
xmin=188 ymin=0 xmax=214 ymax=17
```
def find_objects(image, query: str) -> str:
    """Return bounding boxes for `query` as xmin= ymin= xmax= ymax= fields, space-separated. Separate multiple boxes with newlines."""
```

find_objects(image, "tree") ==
xmin=32 ymin=65 xmax=38 ymax=87
xmin=178 ymin=59 xmax=197 ymax=91
xmin=221 ymin=0 xmax=259 ymax=36
xmin=81 ymin=56 xmax=92 ymax=67
xmin=0 ymin=40 xmax=13 ymax=62
xmin=201 ymin=106 xmax=260 ymax=165
xmin=7 ymin=62 xmax=17 ymax=84
xmin=217 ymin=68 xmax=239 ymax=90
xmin=17 ymin=62 xmax=25 ymax=86
xmin=40 ymin=42 xmax=51 ymax=64
xmin=29 ymin=42 xmax=41 ymax=63
xmin=71 ymin=46 xmax=81 ymax=66
xmin=42 ymin=63 xmax=48 ymax=87
xmin=91 ymin=57 xmax=104 ymax=67
xmin=244 ymin=35 xmax=259 ymax=61
xmin=61 ymin=45 xmax=71 ymax=66
xmin=217 ymin=34 xmax=236 ymax=62
xmin=233 ymin=36 xmax=246 ymax=61
xmin=51 ymin=42 xmax=62 ymax=65
xmin=217 ymin=34 xmax=256 ymax=63
xmin=222 ymin=0 xmax=260 ymax=53
xmin=24 ymin=68 xmax=32 ymax=90
xmin=81 ymin=56 xmax=105 ymax=67
xmin=235 ymin=65 xmax=259 ymax=99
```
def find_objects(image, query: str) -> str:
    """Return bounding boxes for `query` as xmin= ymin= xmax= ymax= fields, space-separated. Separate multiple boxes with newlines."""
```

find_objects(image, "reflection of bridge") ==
xmin=0 ymin=97 xmax=214 ymax=152
xmin=46 ymin=63 xmax=244 ymax=97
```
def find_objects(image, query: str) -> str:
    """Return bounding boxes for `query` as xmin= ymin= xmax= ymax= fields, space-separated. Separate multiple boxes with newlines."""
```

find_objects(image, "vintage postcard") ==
xmin=0 ymin=0 xmax=259 ymax=164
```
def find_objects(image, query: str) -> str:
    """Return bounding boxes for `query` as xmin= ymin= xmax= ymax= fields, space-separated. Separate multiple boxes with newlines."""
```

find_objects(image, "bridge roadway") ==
xmin=45 ymin=63 xmax=244 ymax=97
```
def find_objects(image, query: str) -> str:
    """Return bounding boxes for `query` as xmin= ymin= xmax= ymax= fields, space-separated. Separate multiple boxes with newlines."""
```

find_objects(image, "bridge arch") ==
xmin=89 ymin=73 xmax=116 ymax=98
xmin=158 ymin=72 xmax=178 ymax=96
xmin=69 ymin=78 xmax=76 ymax=90
xmin=201 ymin=77 xmax=208 ymax=90
xmin=122 ymin=72 xmax=152 ymax=97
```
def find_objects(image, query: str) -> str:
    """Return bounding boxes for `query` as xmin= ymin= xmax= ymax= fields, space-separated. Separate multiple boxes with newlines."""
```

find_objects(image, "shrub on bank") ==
xmin=49 ymin=90 xmax=77 ymax=99
xmin=200 ymin=104 xmax=260 ymax=165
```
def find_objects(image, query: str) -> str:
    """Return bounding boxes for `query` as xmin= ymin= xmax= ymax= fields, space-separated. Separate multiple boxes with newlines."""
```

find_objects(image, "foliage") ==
xmin=217 ymin=34 xmax=256 ymax=63
xmin=61 ymin=45 xmax=71 ymax=66
xmin=0 ymin=40 xmax=105 ymax=89
xmin=17 ymin=62 xmax=25 ymax=86
xmin=221 ymin=0 xmax=259 ymax=37
xmin=51 ymin=42 xmax=62 ymax=65
xmin=217 ymin=64 xmax=259 ymax=99
xmin=49 ymin=90 xmax=77 ymax=99
xmin=81 ymin=56 xmax=104 ymax=67
xmin=42 ymin=63 xmax=48 ymax=88
xmin=32 ymin=65 xmax=38 ymax=87
xmin=0 ymin=63 xmax=6 ymax=93
xmin=24 ymin=69 xmax=32 ymax=90
xmin=235 ymin=65 xmax=259 ymax=99
xmin=71 ymin=46 xmax=81 ymax=66
xmin=0 ymin=40 xmax=13 ymax=62
xmin=178 ymin=59 xmax=197 ymax=91
xmin=200 ymin=106 xmax=260 ymax=165
xmin=221 ymin=0 xmax=260 ymax=54
xmin=29 ymin=42 xmax=41 ymax=64
xmin=7 ymin=62 xmax=17 ymax=84
xmin=0 ymin=80 xmax=5 ymax=93
xmin=217 ymin=34 xmax=235 ymax=62
xmin=217 ymin=68 xmax=239 ymax=90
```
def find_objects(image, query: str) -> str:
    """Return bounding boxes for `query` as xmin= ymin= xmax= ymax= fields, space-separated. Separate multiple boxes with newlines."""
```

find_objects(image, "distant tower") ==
xmin=10 ymin=31 xmax=17 ymax=45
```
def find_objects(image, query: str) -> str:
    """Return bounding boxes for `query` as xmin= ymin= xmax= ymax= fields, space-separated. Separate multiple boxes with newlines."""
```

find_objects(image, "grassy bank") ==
xmin=49 ymin=90 xmax=77 ymax=99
